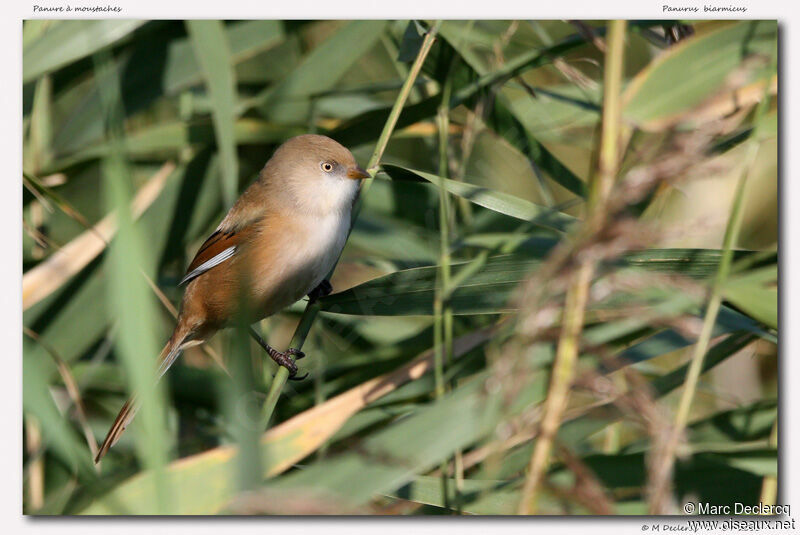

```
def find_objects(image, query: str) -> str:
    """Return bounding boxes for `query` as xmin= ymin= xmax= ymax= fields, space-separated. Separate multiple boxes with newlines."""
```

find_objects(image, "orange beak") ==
xmin=347 ymin=166 xmax=370 ymax=180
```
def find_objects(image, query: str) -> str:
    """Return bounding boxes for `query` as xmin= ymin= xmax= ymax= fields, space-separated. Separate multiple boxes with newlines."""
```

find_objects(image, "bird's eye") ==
xmin=321 ymin=162 xmax=334 ymax=172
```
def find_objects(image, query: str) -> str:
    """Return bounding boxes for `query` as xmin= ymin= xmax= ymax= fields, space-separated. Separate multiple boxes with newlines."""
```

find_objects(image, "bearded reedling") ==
xmin=95 ymin=135 xmax=369 ymax=462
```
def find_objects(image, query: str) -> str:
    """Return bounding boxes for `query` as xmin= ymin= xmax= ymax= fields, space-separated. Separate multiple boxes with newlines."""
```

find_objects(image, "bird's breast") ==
xmin=249 ymin=209 xmax=350 ymax=317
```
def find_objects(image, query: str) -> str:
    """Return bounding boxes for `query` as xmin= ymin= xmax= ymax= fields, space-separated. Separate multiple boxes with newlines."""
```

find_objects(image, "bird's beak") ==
xmin=347 ymin=166 xmax=370 ymax=180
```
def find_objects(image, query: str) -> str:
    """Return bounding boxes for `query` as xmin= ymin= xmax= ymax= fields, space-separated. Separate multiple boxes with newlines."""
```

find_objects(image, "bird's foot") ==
xmin=307 ymin=279 xmax=333 ymax=303
xmin=266 ymin=346 xmax=308 ymax=381
xmin=249 ymin=327 xmax=308 ymax=380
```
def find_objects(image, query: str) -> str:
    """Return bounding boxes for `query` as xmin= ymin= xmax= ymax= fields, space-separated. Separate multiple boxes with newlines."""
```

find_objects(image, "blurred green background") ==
xmin=22 ymin=20 xmax=777 ymax=515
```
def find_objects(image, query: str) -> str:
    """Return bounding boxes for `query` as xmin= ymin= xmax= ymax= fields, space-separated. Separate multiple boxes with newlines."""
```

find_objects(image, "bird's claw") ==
xmin=287 ymin=347 xmax=305 ymax=360
xmin=285 ymin=348 xmax=308 ymax=380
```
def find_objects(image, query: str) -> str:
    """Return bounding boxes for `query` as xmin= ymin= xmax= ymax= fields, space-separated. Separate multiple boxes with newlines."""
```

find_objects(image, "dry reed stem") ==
xmin=517 ymin=20 xmax=627 ymax=515
xmin=759 ymin=421 xmax=778 ymax=506
xmin=517 ymin=262 xmax=593 ymax=514
xmin=25 ymin=416 xmax=44 ymax=510
xmin=23 ymin=161 xmax=176 ymax=310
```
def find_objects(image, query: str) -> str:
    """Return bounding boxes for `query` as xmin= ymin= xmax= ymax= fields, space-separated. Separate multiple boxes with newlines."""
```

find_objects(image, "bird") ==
xmin=94 ymin=134 xmax=370 ymax=463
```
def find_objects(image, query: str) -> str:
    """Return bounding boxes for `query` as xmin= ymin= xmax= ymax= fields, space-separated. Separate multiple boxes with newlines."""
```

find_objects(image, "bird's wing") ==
xmin=179 ymin=222 xmax=260 ymax=285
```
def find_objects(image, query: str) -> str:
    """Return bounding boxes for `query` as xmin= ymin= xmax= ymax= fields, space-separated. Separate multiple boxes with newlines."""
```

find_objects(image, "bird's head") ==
xmin=263 ymin=134 xmax=369 ymax=215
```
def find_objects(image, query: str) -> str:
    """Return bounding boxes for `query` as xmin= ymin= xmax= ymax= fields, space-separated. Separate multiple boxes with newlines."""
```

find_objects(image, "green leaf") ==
xmin=438 ymin=24 xmax=591 ymax=197
xmin=258 ymin=21 xmax=387 ymax=123
xmin=333 ymin=33 xmax=587 ymax=148
xmin=186 ymin=20 xmax=240 ymax=207
xmin=324 ymin=254 xmax=531 ymax=316
xmin=397 ymin=21 xmax=426 ymax=63
xmin=169 ymin=20 xmax=283 ymax=94
xmin=24 ymin=20 xmax=145 ymax=83
xmin=723 ymin=265 xmax=777 ymax=329
xmin=44 ymin=119 xmax=303 ymax=173
xmin=25 ymin=75 xmax=54 ymax=172
xmin=46 ymin=21 xmax=284 ymax=157
xmin=622 ymin=400 xmax=776 ymax=457
xmin=382 ymin=164 xmax=577 ymax=232
xmin=688 ymin=399 xmax=776 ymax=445
xmin=23 ymin=20 xmax=59 ymax=49
xmin=697 ymin=449 xmax=776 ymax=477
xmin=321 ymin=249 xmax=749 ymax=317
xmin=503 ymin=84 xmax=602 ymax=145
xmin=614 ymin=306 xmax=769 ymax=367
xmin=349 ymin=212 xmax=439 ymax=262
xmin=756 ymin=109 xmax=778 ymax=140
xmin=624 ymin=21 xmax=777 ymax=130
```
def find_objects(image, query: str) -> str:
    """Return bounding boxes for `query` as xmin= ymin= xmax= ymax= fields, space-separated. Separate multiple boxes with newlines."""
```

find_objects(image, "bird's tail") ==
xmin=94 ymin=325 xmax=194 ymax=464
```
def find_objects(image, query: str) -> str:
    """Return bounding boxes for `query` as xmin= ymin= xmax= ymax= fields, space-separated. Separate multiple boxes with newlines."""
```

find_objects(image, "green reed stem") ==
xmin=650 ymin=121 xmax=769 ymax=514
xmin=434 ymin=61 xmax=461 ymax=511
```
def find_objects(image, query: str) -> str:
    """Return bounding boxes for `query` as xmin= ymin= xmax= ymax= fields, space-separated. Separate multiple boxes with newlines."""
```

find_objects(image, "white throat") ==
xmin=290 ymin=173 xmax=360 ymax=217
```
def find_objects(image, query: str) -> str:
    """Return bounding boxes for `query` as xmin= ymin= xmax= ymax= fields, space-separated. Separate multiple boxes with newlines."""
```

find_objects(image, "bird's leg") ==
xmin=248 ymin=326 xmax=308 ymax=381
xmin=307 ymin=279 xmax=333 ymax=303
